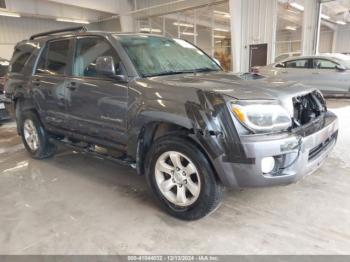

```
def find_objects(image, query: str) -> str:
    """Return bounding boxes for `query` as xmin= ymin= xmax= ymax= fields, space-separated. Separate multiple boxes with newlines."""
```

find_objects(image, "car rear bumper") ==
xmin=214 ymin=112 xmax=338 ymax=188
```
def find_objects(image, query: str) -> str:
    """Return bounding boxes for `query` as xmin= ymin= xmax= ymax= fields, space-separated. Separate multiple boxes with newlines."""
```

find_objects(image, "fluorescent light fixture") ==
xmin=0 ymin=10 xmax=20 ymax=17
xmin=321 ymin=14 xmax=330 ymax=20
xmin=214 ymin=28 xmax=229 ymax=32
xmin=290 ymin=2 xmax=304 ymax=11
xmin=214 ymin=10 xmax=231 ymax=18
xmin=214 ymin=35 xmax=226 ymax=39
xmin=215 ymin=40 xmax=222 ymax=44
xmin=140 ymin=27 xmax=162 ymax=33
xmin=336 ymin=20 xmax=346 ymax=25
xmin=285 ymin=26 xmax=297 ymax=31
xmin=173 ymin=22 xmax=194 ymax=28
xmin=181 ymin=32 xmax=198 ymax=36
xmin=56 ymin=18 xmax=90 ymax=24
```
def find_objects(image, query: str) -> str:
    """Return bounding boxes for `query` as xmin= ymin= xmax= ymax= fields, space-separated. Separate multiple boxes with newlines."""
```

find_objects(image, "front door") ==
xmin=65 ymin=36 xmax=128 ymax=146
xmin=311 ymin=58 xmax=350 ymax=95
xmin=279 ymin=58 xmax=313 ymax=84
xmin=32 ymin=38 xmax=73 ymax=128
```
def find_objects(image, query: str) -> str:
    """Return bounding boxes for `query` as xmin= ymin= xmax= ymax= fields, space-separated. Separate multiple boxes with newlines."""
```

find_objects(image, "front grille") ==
xmin=293 ymin=91 xmax=326 ymax=126
xmin=308 ymin=131 xmax=338 ymax=161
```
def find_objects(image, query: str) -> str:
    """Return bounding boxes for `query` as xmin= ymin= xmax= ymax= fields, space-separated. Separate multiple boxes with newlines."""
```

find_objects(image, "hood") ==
xmin=144 ymin=71 xmax=317 ymax=100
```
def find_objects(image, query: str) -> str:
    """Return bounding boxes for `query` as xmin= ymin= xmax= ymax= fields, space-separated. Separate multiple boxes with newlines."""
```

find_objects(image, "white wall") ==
xmin=0 ymin=15 xmax=124 ymax=60
xmin=335 ymin=26 xmax=350 ymax=53
xmin=0 ymin=16 xmax=77 ymax=59
xmin=230 ymin=0 xmax=278 ymax=72
xmin=318 ymin=29 xmax=333 ymax=53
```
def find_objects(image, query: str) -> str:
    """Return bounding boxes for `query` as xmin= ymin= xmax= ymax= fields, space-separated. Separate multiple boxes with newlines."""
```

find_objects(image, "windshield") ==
xmin=115 ymin=35 xmax=221 ymax=77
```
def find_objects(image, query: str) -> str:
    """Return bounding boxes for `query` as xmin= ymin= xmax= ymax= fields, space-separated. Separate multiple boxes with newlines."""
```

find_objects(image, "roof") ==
xmin=27 ymin=26 xmax=167 ymax=42
xmin=280 ymin=53 xmax=350 ymax=63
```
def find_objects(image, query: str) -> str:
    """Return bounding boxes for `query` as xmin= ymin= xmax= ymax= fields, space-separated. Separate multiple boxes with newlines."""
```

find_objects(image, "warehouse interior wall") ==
xmin=0 ymin=16 xmax=122 ymax=60
xmin=0 ymin=16 xmax=77 ymax=59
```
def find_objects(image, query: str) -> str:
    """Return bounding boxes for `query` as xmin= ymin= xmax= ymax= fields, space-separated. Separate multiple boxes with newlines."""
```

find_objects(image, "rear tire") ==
xmin=145 ymin=135 xmax=224 ymax=220
xmin=20 ymin=111 xmax=56 ymax=159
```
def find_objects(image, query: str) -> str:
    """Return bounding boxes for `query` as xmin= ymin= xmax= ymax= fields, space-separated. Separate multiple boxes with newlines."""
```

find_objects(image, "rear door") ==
xmin=32 ymin=38 xmax=73 ymax=127
xmin=64 ymin=36 xmax=128 ymax=146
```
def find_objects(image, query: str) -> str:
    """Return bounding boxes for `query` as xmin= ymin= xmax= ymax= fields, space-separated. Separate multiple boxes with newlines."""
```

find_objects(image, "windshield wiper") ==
xmin=144 ymin=68 xmax=220 ymax=78
xmin=144 ymin=71 xmax=190 ymax=77
xmin=192 ymin=67 xmax=219 ymax=73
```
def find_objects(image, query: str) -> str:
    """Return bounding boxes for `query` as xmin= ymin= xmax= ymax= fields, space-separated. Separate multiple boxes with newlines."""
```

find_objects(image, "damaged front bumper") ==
xmin=213 ymin=112 xmax=338 ymax=188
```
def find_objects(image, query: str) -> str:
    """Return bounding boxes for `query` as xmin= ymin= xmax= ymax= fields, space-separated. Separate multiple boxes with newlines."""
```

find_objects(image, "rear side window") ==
xmin=10 ymin=48 xmax=32 ymax=73
xmin=285 ymin=59 xmax=310 ymax=69
xmin=36 ymin=39 xmax=70 ymax=75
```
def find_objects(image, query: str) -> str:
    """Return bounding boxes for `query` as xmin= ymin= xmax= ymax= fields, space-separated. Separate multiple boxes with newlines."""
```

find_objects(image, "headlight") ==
xmin=231 ymin=100 xmax=292 ymax=133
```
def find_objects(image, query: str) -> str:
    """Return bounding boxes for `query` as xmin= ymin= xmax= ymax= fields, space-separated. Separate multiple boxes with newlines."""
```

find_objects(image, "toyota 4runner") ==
xmin=4 ymin=27 xmax=339 ymax=220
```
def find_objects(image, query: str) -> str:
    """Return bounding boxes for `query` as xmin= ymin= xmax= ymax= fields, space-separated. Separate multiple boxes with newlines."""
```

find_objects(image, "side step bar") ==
xmin=50 ymin=138 xmax=136 ymax=169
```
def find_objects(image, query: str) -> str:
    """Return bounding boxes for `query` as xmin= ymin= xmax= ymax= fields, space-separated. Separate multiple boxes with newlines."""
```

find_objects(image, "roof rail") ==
xmin=29 ymin=26 xmax=87 ymax=40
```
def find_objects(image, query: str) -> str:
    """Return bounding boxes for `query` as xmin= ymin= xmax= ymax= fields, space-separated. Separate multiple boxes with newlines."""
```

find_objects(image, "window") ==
xmin=313 ymin=59 xmax=337 ymax=69
xmin=285 ymin=59 xmax=310 ymax=69
xmin=36 ymin=39 xmax=70 ymax=75
xmin=10 ymin=49 xmax=32 ymax=73
xmin=73 ymin=37 xmax=122 ymax=78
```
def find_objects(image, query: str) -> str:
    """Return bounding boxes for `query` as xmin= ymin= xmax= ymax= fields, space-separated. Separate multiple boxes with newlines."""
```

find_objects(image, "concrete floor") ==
xmin=0 ymin=99 xmax=349 ymax=255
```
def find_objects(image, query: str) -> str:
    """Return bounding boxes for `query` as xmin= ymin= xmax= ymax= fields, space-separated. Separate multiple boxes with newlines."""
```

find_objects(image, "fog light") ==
xmin=261 ymin=157 xmax=275 ymax=174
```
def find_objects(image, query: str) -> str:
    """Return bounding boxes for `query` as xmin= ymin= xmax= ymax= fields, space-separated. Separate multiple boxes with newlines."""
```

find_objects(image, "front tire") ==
xmin=20 ymin=111 xmax=56 ymax=159
xmin=146 ymin=136 xmax=224 ymax=220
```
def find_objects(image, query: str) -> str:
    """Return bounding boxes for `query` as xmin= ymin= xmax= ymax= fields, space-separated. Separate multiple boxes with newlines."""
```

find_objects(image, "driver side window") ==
xmin=73 ymin=37 xmax=122 ymax=78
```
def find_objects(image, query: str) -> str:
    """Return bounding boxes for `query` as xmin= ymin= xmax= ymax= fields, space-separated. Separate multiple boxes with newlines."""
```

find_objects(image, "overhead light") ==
xmin=140 ymin=28 xmax=162 ymax=33
xmin=56 ymin=18 xmax=90 ymax=24
xmin=336 ymin=20 xmax=346 ymax=25
xmin=321 ymin=14 xmax=330 ymax=20
xmin=214 ymin=28 xmax=229 ymax=32
xmin=214 ymin=35 xmax=226 ymax=39
xmin=213 ymin=10 xmax=231 ymax=18
xmin=285 ymin=26 xmax=297 ymax=31
xmin=290 ymin=2 xmax=304 ymax=11
xmin=0 ymin=10 xmax=21 ymax=18
xmin=181 ymin=32 xmax=198 ymax=36
xmin=215 ymin=40 xmax=222 ymax=44
xmin=173 ymin=22 xmax=194 ymax=28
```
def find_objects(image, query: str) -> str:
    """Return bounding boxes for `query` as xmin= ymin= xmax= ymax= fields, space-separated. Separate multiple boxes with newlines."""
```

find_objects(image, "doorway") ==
xmin=249 ymin=44 xmax=268 ymax=69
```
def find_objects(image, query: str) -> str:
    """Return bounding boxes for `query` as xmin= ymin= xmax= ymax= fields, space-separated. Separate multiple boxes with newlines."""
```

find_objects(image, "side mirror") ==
xmin=336 ymin=64 xmax=346 ymax=72
xmin=96 ymin=56 xmax=127 ymax=82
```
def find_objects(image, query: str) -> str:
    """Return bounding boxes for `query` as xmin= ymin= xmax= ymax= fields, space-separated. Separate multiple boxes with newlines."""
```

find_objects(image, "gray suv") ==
xmin=4 ymin=27 xmax=339 ymax=220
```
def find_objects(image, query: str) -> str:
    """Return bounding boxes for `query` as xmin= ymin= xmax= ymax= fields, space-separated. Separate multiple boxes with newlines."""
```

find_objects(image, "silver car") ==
xmin=257 ymin=54 xmax=350 ymax=97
